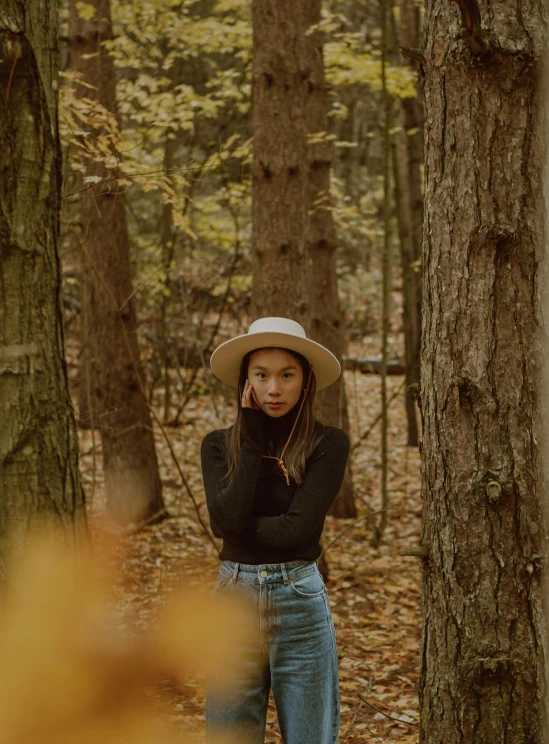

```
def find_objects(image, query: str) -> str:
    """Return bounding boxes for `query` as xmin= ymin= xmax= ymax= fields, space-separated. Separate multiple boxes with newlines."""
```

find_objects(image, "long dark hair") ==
xmin=224 ymin=347 xmax=324 ymax=484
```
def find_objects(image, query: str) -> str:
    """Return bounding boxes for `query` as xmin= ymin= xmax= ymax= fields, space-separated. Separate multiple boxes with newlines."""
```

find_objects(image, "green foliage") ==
xmin=60 ymin=71 xmax=122 ymax=173
xmin=60 ymin=0 xmax=422 ymax=393
xmin=325 ymin=40 xmax=416 ymax=98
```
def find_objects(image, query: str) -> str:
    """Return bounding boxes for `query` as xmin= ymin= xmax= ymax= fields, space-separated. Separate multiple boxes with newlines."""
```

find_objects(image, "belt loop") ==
xmin=231 ymin=562 xmax=240 ymax=582
xmin=281 ymin=562 xmax=290 ymax=585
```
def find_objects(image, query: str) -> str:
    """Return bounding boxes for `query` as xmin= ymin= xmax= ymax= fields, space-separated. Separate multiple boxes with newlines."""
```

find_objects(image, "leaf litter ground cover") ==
xmin=79 ymin=359 xmax=422 ymax=744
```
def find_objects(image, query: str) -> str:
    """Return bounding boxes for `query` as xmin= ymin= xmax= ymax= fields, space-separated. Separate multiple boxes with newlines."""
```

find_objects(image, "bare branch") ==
xmin=399 ymin=45 xmax=424 ymax=64
xmin=359 ymin=695 xmax=419 ymax=727
xmin=399 ymin=545 xmax=430 ymax=558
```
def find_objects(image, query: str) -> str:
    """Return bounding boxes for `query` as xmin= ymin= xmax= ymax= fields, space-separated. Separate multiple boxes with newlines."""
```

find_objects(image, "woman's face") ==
xmin=247 ymin=348 xmax=304 ymax=418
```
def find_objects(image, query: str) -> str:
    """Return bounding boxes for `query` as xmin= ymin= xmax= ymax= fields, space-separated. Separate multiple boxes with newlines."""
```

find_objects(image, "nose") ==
xmin=267 ymin=378 xmax=281 ymax=396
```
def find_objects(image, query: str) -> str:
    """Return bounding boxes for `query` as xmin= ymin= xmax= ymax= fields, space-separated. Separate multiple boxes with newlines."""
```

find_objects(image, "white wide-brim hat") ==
xmin=210 ymin=317 xmax=341 ymax=391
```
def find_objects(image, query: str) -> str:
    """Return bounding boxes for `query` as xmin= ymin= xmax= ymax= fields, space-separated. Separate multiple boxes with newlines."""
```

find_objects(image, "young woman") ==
xmin=201 ymin=317 xmax=350 ymax=744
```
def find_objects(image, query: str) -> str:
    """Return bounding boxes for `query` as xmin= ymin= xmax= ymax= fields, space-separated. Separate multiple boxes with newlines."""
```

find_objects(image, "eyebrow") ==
xmin=251 ymin=365 xmax=298 ymax=371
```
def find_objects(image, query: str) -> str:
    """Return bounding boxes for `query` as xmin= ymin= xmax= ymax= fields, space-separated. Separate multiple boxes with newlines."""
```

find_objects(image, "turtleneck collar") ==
xmin=262 ymin=404 xmax=300 ymax=444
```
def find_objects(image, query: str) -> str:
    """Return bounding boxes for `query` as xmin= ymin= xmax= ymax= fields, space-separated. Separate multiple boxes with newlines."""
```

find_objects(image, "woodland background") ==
xmin=65 ymin=1 xmax=423 ymax=739
xmin=1 ymin=0 xmax=547 ymax=742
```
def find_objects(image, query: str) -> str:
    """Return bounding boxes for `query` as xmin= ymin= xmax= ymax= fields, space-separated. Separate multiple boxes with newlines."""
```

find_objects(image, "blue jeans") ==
xmin=206 ymin=560 xmax=339 ymax=744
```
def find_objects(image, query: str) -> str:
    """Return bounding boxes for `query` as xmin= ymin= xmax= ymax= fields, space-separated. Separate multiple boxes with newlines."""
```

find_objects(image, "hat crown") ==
xmin=248 ymin=317 xmax=307 ymax=339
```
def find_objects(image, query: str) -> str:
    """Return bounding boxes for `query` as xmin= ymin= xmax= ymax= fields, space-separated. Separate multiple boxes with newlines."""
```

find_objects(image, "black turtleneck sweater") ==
xmin=200 ymin=407 xmax=350 ymax=564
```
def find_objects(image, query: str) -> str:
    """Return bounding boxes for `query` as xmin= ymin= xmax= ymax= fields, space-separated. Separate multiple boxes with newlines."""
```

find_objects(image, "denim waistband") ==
xmin=219 ymin=559 xmax=318 ymax=585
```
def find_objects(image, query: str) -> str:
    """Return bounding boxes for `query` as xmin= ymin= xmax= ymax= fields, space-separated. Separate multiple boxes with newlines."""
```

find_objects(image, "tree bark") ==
xmin=251 ymin=0 xmax=309 ymax=324
xmin=303 ymin=0 xmax=356 ymax=519
xmin=0 ymin=0 xmax=87 ymax=575
xmin=420 ymin=1 xmax=546 ymax=741
xmin=373 ymin=0 xmax=393 ymax=548
xmin=396 ymin=0 xmax=422 ymax=447
xmin=69 ymin=0 xmax=165 ymax=525
xmin=159 ymin=135 xmax=177 ymax=423
xmin=392 ymin=130 xmax=420 ymax=446
xmin=399 ymin=0 xmax=424 ymax=281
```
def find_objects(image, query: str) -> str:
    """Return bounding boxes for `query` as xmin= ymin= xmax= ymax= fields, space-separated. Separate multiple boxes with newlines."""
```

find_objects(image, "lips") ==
xmin=266 ymin=402 xmax=283 ymax=408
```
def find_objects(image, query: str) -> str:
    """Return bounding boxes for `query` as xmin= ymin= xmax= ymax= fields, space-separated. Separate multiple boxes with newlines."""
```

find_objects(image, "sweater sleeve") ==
xmin=201 ymin=409 xmax=267 ymax=540
xmin=241 ymin=428 xmax=350 ymax=552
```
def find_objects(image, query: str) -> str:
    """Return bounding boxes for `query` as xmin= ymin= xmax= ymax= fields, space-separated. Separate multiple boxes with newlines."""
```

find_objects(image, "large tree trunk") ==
xmin=0 ymin=0 xmax=87 ymax=575
xmin=303 ymin=1 xmax=356 ymax=519
xmin=251 ymin=0 xmax=309 ymax=324
xmin=69 ymin=0 xmax=165 ymax=526
xmin=420 ymin=2 xmax=546 ymax=741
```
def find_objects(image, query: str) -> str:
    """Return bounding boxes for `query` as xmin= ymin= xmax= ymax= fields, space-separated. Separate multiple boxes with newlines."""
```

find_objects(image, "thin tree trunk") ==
xmin=420 ymin=1 xmax=546 ymax=740
xmin=392 ymin=0 xmax=422 ymax=447
xmin=159 ymin=136 xmax=177 ymax=423
xmin=0 ymin=0 xmax=87 ymax=576
xmin=251 ymin=0 xmax=309 ymax=324
xmin=404 ymin=97 xmax=423 ymax=369
xmin=400 ymin=0 xmax=424 ymax=279
xmin=69 ymin=0 xmax=165 ymax=526
xmin=303 ymin=0 xmax=356 ymax=519
xmin=399 ymin=0 xmax=423 ymax=415
xmin=372 ymin=0 xmax=392 ymax=548
xmin=391 ymin=130 xmax=420 ymax=446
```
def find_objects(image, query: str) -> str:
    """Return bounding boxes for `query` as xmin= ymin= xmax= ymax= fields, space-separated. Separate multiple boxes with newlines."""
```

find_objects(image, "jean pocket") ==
xmin=212 ymin=570 xmax=233 ymax=595
xmin=289 ymin=569 xmax=326 ymax=598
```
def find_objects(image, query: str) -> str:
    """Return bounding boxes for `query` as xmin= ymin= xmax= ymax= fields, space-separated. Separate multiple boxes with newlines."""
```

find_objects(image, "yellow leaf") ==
xmin=75 ymin=1 xmax=97 ymax=21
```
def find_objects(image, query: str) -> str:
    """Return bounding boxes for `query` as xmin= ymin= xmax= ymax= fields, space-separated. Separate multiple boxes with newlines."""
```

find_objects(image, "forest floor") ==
xmin=78 ymin=351 xmax=422 ymax=744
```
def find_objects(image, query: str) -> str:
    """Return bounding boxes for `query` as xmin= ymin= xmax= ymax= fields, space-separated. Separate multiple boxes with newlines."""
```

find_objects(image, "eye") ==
xmin=255 ymin=372 xmax=267 ymax=380
xmin=282 ymin=373 xmax=293 ymax=379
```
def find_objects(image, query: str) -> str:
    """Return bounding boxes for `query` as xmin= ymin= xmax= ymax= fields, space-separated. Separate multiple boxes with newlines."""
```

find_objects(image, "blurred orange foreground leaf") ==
xmin=0 ymin=532 xmax=252 ymax=744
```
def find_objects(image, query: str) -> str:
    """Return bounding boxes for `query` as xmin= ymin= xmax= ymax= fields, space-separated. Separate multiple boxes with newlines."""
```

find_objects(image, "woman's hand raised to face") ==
xmin=242 ymin=379 xmax=261 ymax=410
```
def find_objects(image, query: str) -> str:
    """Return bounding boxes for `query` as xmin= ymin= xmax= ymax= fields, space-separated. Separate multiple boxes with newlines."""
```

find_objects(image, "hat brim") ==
xmin=210 ymin=332 xmax=341 ymax=390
